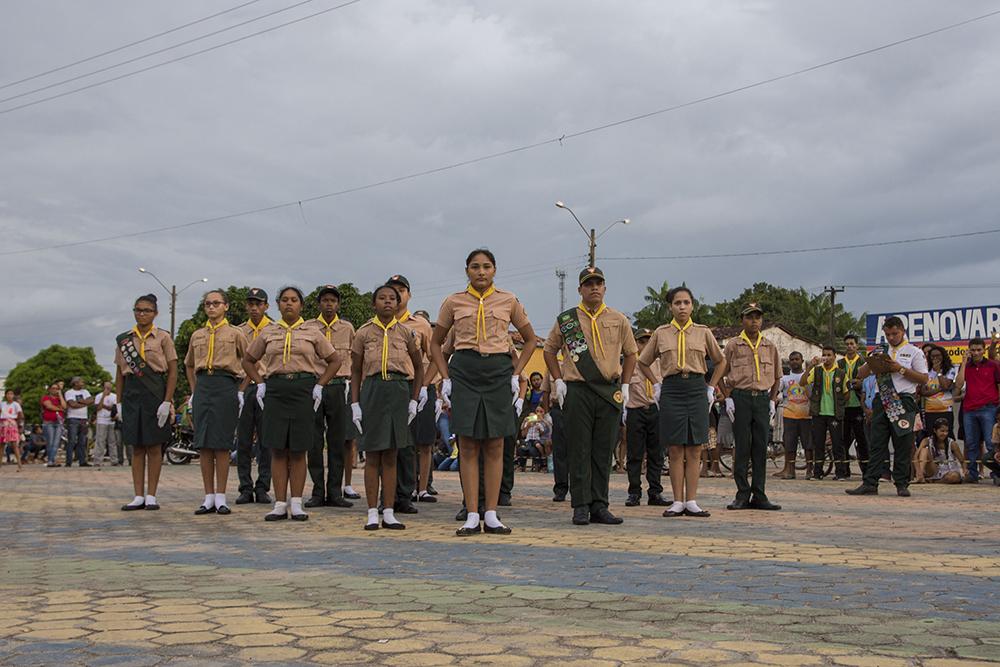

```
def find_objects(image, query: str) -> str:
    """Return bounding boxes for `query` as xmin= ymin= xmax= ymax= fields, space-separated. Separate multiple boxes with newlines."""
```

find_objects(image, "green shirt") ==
xmin=808 ymin=366 xmax=839 ymax=417
xmin=843 ymin=355 xmax=862 ymax=408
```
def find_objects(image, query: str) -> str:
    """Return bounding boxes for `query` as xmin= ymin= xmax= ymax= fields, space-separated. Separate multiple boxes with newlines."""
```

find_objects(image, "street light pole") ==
xmin=139 ymin=268 xmax=207 ymax=338
xmin=555 ymin=201 xmax=629 ymax=266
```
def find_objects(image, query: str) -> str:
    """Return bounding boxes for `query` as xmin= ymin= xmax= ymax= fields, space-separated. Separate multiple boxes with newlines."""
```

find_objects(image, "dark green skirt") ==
xmin=262 ymin=374 xmax=316 ymax=452
xmin=359 ymin=374 xmax=413 ymax=453
xmin=659 ymin=373 xmax=709 ymax=446
xmin=193 ymin=373 xmax=239 ymax=451
xmin=122 ymin=373 xmax=170 ymax=448
xmin=449 ymin=350 xmax=516 ymax=440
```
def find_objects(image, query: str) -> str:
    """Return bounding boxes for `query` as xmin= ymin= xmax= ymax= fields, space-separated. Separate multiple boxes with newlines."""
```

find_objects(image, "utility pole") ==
xmin=824 ymin=286 xmax=845 ymax=347
xmin=138 ymin=268 xmax=207 ymax=339
xmin=169 ymin=285 xmax=177 ymax=339
xmin=588 ymin=229 xmax=596 ymax=267
xmin=555 ymin=269 xmax=566 ymax=312
xmin=554 ymin=201 xmax=629 ymax=268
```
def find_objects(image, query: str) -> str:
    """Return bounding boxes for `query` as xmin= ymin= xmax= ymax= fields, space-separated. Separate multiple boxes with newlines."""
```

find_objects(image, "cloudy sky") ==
xmin=2 ymin=0 xmax=999 ymax=375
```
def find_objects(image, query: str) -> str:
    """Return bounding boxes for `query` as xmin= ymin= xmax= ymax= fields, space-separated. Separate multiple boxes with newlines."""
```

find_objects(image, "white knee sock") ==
xmin=382 ymin=508 xmax=400 ymax=525
xmin=684 ymin=500 xmax=704 ymax=513
xmin=214 ymin=493 xmax=227 ymax=508
xmin=484 ymin=510 xmax=504 ymax=528
xmin=144 ymin=495 xmax=156 ymax=506
xmin=290 ymin=497 xmax=304 ymax=515
xmin=126 ymin=495 xmax=144 ymax=507
xmin=345 ymin=485 xmax=357 ymax=496
xmin=462 ymin=511 xmax=480 ymax=530
xmin=203 ymin=494 xmax=215 ymax=509
xmin=668 ymin=501 xmax=685 ymax=514
xmin=269 ymin=501 xmax=288 ymax=516
xmin=366 ymin=508 xmax=379 ymax=525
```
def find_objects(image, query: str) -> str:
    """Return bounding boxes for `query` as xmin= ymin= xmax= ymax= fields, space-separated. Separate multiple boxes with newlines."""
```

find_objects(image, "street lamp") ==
xmin=555 ymin=201 xmax=630 ymax=266
xmin=138 ymin=267 xmax=208 ymax=338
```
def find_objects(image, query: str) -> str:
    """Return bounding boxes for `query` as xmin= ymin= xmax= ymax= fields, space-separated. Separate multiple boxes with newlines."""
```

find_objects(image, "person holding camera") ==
xmin=92 ymin=381 xmax=120 ymax=466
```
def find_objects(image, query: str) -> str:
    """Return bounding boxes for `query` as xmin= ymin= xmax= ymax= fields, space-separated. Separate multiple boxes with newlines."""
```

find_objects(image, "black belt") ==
xmin=665 ymin=372 xmax=704 ymax=380
xmin=269 ymin=372 xmax=316 ymax=381
xmin=197 ymin=369 xmax=236 ymax=378
xmin=732 ymin=388 xmax=769 ymax=397
xmin=455 ymin=348 xmax=509 ymax=359
xmin=326 ymin=377 xmax=349 ymax=385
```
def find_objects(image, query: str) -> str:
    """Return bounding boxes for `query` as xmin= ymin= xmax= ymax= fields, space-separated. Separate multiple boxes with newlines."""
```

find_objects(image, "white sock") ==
xmin=366 ymin=508 xmax=379 ymax=524
xmin=484 ymin=510 xmax=504 ymax=528
xmin=345 ymin=486 xmax=357 ymax=496
xmin=203 ymin=494 xmax=215 ymax=509
xmin=144 ymin=495 xmax=156 ymax=506
xmin=684 ymin=500 xmax=704 ymax=513
xmin=462 ymin=511 xmax=480 ymax=530
xmin=668 ymin=501 xmax=685 ymax=514
xmin=419 ymin=491 xmax=432 ymax=499
xmin=269 ymin=501 xmax=288 ymax=516
xmin=127 ymin=495 xmax=144 ymax=507
xmin=214 ymin=493 xmax=227 ymax=508
xmin=382 ymin=508 xmax=400 ymax=525
xmin=290 ymin=497 xmax=304 ymax=515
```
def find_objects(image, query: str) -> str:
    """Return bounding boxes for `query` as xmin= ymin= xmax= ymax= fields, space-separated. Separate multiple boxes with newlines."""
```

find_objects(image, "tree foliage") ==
xmin=5 ymin=345 xmax=112 ymax=424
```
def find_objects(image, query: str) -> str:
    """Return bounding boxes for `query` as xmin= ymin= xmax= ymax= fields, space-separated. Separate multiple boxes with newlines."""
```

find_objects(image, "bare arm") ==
xmin=350 ymin=351 xmax=364 ymax=403
xmin=620 ymin=352 xmax=637 ymax=387
xmin=241 ymin=352 xmax=264 ymax=385
xmin=543 ymin=350 xmax=562 ymax=382
xmin=185 ymin=359 xmax=197 ymax=396
xmin=708 ymin=358 xmax=727 ymax=392
xmin=164 ymin=359 xmax=178 ymax=403
xmin=317 ymin=352 xmax=340 ymax=387
xmin=409 ymin=347 xmax=425 ymax=401
xmin=512 ymin=321 xmax=538 ymax=377
xmin=429 ymin=325 xmax=451 ymax=381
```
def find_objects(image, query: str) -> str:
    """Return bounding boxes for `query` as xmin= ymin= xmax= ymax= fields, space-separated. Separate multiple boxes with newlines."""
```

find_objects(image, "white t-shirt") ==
xmin=1 ymin=400 xmax=23 ymax=421
xmin=64 ymin=389 xmax=92 ymax=419
xmin=887 ymin=342 xmax=928 ymax=395
xmin=95 ymin=392 xmax=118 ymax=425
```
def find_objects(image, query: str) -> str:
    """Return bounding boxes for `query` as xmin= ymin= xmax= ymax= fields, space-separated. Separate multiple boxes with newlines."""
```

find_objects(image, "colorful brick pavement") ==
xmin=1 ymin=462 xmax=999 ymax=666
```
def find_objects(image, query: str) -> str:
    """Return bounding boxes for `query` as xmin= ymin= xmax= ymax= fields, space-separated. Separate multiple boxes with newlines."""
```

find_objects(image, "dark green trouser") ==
xmin=500 ymin=435 xmax=516 ymax=500
xmin=308 ymin=382 xmax=347 ymax=501
xmin=395 ymin=445 xmax=416 ymax=504
xmin=237 ymin=383 xmax=271 ymax=496
xmin=732 ymin=389 xmax=771 ymax=504
xmin=564 ymin=382 xmax=621 ymax=511
xmin=863 ymin=393 xmax=916 ymax=488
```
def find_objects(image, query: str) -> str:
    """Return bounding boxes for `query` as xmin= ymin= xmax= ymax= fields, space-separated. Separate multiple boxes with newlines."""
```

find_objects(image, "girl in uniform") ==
xmin=184 ymin=290 xmax=248 ymax=516
xmin=1 ymin=390 xmax=24 ymax=471
xmin=115 ymin=294 xmax=178 ymax=511
xmin=350 ymin=284 xmax=424 ymax=530
xmin=242 ymin=287 xmax=340 ymax=522
xmin=430 ymin=249 xmax=538 ymax=536
xmin=638 ymin=286 xmax=726 ymax=518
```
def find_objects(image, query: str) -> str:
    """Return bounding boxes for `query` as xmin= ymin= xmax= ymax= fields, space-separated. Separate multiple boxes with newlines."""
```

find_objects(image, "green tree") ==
xmin=5 ymin=345 xmax=112 ymax=423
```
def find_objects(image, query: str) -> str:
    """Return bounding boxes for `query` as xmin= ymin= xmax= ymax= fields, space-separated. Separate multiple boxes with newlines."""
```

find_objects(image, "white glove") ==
xmin=237 ymin=391 xmax=244 ymax=417
xmin=407 ymin=399 xmax=418 ymax=424
xmin=312 ymin=384 xmax=323 ymax=412
xmin=514 ymin=398 xmax=524 ymax=416
xmin=707 ymin=385 xmax=716 ymax=406
xmin=554 ymin=379 xmax=567 ymax=408
xmin=653 ymin=383 xmax=662 ymax=405
xmin=417 ymin=386 xmax=428 ymax=412
xmin=769 ymin=400 xmax=776 ymax=422
xmin=511 ymin=374 xmax=521 ymax=404
xmin=156 ymin=401 xmax=171 ymax=428
xmin=256 ymin=383 xmax=266 ymax=410
xmin=344 ymin=379 xmax=350 ymax=403
xmin=725 ymin=397 xmax=735 ymax=422
xmin=620 ymin=384 xmax=630 ymax=407
xmin=441 ymin=378 xmax=452 ymax=406
xmin=434 ymin=398 xmax=443 ymax=421
xmin=621 ymin=406 xmax=627 ymax=426
xmin=351 ymin=402 xmax=363 ymax=434
xmin=186 ymin=395 xmax=193 ymax=410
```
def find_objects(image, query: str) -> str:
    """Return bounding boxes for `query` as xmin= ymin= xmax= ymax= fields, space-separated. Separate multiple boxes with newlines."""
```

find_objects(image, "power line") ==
xmin=0 ymin=0 xmax=266 ymax=92
xmin=601 ymin=227 xmax=1000 ymax=261
xmin=842 ymin=284 xmax=1000 ymax=290
xmin=0 ymin=0 xmax=362 ymax=115
xmin=3 ymin=8 xmax=997 ymax=256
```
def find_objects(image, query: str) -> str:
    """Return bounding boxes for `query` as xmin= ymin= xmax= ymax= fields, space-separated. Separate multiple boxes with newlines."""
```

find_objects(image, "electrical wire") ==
xmin=0 ymin=0 xmax=266 ymax=92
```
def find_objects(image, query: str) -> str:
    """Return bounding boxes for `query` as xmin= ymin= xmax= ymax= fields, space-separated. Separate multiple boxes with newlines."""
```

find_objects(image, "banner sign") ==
xmin=866 ymin=305 xmax=1000 ymax=361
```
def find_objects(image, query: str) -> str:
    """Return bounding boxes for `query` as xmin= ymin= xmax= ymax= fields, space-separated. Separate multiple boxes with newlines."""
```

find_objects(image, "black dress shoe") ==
xmin=895 ymin=485 xmax=911 ymax=497
xmin=417 ymin=493 xmax=438 ymax=503
xmin=216 ymin=505 xmax=231 ymax=515
xmin=364 ymin=522 xmax=379 ymax=531
xmin=845 ymin=484 xmax=878 ymax=496
xmin=144 ymin=503 xmax=160 ymax=511
xmin=304 ymin=496 xmax=325 ymax=508
xmin=455 ymin=508 xmax=468 ymax=521
xmin=726 ymin=500 xmax=751 ymax=510
xmin=663 ymin=507 xmax=685 ymax=517
xmin=426 ymin=484 xmax=438 ymax=496
xmin=194 ymin=505 xmax=216 ymax=515
xmin=235 ymin=492 xmax=254 ymax=505
xmin=647 ymin=494 xmax=670 ymax=506
xmin=382 ymin=520 xmax=406 ymax=530
xmin=625 ymin=494 xmax=640 ymax=507
xmin=590 ymin=508 xmax=624 ymax=525
xmin=484 ymin=523 xmax=512 ymax=535
xmin=497 ymin=495 xmax=512 ymax=507
xmin=291 ymin=512 xmax=309 ymax=521
xmin=265 ymin=512 xmax=287 ymax=521
xmin=572 ymin=507 xmax=590 ymax=525
xmin=121 ymin=502 xmax=145 ymax=511
xmin=394 ymin=502 xmax=419 ymax=514
xmin=552 ymin=492 xmax=567 ymax=502
xmin=749 ymin=499 xmax=782 ymax=511
xmin=683 ymin=507 xmax=711 ymax=517
xmin=254 ymin=492 xmax=272 ymax=504
xmin=344 ymin=490 xmax=362 ymax=500
xmin=326 ymin=497 xmax=353 ymax=508
xmin=455 ymin=525 xmax=481 ymax=537
xmin=79 ymin=463 xmax=92 ymax=467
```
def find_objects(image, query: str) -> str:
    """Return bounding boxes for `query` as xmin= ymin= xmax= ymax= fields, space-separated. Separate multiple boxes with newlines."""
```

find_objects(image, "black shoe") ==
xmin=417 ymin=493 xmax=438 ymax=503
xmin=572 ymin=506 xmax=590 ymax=525
xmin=749 ymin=499 xmax=782 ymax=511
xmin=484 ymin=523 xmax=512 ymax=535
xmin=455 ymin=508 xmax=468 ymax=522
xmin=235 ymin=492 xmax=254 ymax=505
xmin=304 ymin=496 xmax=325 ymax=508
xmin=895 ymin=485 xmax=911 ymax=497
xmin=265 ymin=511 xmax=287 ymax=521
xmin=291 ymin=512 xmax=309 ymax=521
xmin=194 ymin=505 xmax=216 ymax=515
xmin=382 ymin=520 xmax=406 ymax=530
xmin=726 ymin=500 xmax=751 ymax=510
xmin=79 ymin=463 xmax=92 ymax=467
xmin=394 ymin=502 xmax=419 ymax=514
xmin=625 ymin=494 xmax=640 ymax=507
xmin=144 ymin=503 xmax=160 ymax=511
xmin=364 ymin=522 xmax=379 ymax=531
xmin=426 ymin=484 xmax=438 ymax=496
xmin=590 ymin=508 xmax=624 ymax=525
xmin=497 ymin=495 xmax=512 ymax=507
xmin=344 ymin=490 xmax=362 ymax=500
xmin=552 ymin=492 xmax=567 ymax=502
xmin=647 ymin=494 xmax=670 ymax=506
xmin=845 ymin=484 xmax=878 ymax=496
xmin=456 ymin=524 xmax=482 ymax=537
xmin=121 ymin=502 xmax=145 ymax=511
xmin=326 ymin=497 xmax=353 ymax=508
xmin=254 ymin=492 xmax=272 ymax=504
xmin=216 ymin=505 xmax=231 ymax=515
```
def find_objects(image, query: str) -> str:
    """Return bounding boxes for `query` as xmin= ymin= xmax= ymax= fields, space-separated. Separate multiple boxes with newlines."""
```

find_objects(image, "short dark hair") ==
xmin=134 ymin=293 xmax=158 ymax=310
xmin=970 ymin=337 xmax=986 ymax=348
xmin=822 ymin=345 xmax=836 ymax=354
xmin=789 ymin=351 xmax=803 ymax=359
xmin=666 ymin=285 xmax=694 ymax=304
xmin=372 ymin=284 xmax=400 ymax=304
xmin=843 ymin=334 xmax=859 ymax=343
xmin=203 ymin=289 xmax=229 ymax=305
xmin=883 ymin=316 xmax=904 ymax=330
xmin=529 ymin=372 xmax=542 ymax=380
xmin=466 ymin=248 xmax=497 ymax=267
xmin=277 ymin=286 xmax=304 ymax=303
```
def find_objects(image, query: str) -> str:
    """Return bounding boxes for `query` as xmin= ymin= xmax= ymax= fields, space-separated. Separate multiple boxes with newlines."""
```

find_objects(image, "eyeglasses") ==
xmin=203 ymin=301 xmax=225 ymax=307
xmin=133 ymin=308 xmax=155 ymax=314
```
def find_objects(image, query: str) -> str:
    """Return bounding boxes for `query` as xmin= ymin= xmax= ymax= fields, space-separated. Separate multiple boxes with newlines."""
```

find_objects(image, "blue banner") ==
xmin=866 ymin=305 xmax=1000 ymax=350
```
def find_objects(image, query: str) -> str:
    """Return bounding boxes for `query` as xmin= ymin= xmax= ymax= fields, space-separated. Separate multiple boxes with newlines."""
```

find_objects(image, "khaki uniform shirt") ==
xmin=399 ymin=311 xmax=433 ymax=382
xmin=115 ymin=326 xmax=177 ymax=374
xmin=352 ymin=320 xmax=420 ymax=379
xmin=238 ymin=317 xmax=274 ymax=379
xmin=627 ymin=359 xmax=660 ymax=409
xmin=723 ymin=332 xmax=781 ymax=392
xmin=543 ymin=305 xmax=638 ymax=383
xmin=184 ymin=322 xmax=248 ymax=376
xmin=245 ymin=321 xmax=336 ymax=378
xmin=303 ymin=316 xmax=355 ymax=378
xmin=639 ymin=322 xmax=723 ymax=377
xmin=435 ymin=288 xmax=530 ymax=354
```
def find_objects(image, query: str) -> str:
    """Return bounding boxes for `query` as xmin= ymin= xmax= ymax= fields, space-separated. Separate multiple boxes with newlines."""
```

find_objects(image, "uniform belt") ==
xmin=271 ymin=372 xmax=316 ymax=381
xmin=732 ymin=388 xmax=768 ymax=397
xmin=325 ymin=377 xmax=349 ymax=385
xmin=455 ymin=348 xmax=508 ymax=359
xmin=366 ymin=372 xmax=410 ymax=381
xmin=667 ymin=372 xmax=703 ymax=380
xmin=197 ymin=369 xmax=236 ymax=378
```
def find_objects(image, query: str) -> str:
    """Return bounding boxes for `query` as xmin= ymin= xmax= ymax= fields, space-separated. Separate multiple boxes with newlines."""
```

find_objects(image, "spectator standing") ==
xmin=839 ymin=335 xmax=869 ymax=477
xmin=800 ymin=347 xmax=848 ymax=480
xmin=1 ymin=389 xmax=24 ymax=470
xmin=920 ymin=346 xmax=957 ymax=439
xmin=776 ymin=351 xmax=810 ymax=479
xmin=64 ymin=377 xmax=93 ymax=467
xmin=40 ymin=383 xmax=66 ymax=467
xmin=92 ymin=381 xmax=119 ymax=466
xmin=954 ymin=337 xmax=1000 ymax=484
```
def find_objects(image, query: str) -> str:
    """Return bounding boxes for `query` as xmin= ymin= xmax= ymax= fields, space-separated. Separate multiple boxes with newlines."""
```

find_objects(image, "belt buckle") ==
xmin=283 ymin=373 xmax=295 ymax=380
xmin=480 ymin=353 xmax=488 ymax=358
xmin=206 ymin=369 xmax=215 ymax=375
xmin=680 ymin=372 xmax=690 ymax=379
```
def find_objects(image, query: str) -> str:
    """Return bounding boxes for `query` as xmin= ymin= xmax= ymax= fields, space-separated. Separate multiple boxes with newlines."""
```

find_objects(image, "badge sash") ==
xmin=557 ymin=308 xmax=621 ymax=408
xmin=116 ymin=331 xmax=166 ymax=399
xmin=875 ymin=372 xmax=915 ymax=438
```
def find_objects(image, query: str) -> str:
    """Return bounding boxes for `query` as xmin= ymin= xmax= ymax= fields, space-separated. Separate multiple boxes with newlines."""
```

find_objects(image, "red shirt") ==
xmin=962 ymin=358 xmax=1000 ymax=411
xmin=40 ymin=395 xmax=63 ymax=423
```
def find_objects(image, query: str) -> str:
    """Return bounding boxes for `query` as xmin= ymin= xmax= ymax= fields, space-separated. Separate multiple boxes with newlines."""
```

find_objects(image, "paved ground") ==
xmin=1 ymin=460 xmax=999 ymax=666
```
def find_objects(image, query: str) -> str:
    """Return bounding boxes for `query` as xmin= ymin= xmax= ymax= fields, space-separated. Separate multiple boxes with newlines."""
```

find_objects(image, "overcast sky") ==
xmin=2 ymin=0 xmax=999 ymax=375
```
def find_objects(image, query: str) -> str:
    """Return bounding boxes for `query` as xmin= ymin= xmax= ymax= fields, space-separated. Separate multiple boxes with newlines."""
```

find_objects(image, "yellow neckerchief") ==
xmin=890 ymin=339 xmax=909 ymax=361
xmin=371 ymin=316 xmax=398 ymax=379
xmin=578 ymin=302 xmax=607 ymax=358
xmin=132 ymin=325 xmax=155 ymax=360
xmin=317 ymin=313 xmax=339 ymax=342
xmin=821 ymin=364 xmax=836 ymax=395
xmin=844 ymin=353 xmax=861 ymax=378
xmin=276 ymin=317 xmax=304 ymax=365
xmin=671 ymin=318 xmax=693 ymax=370
xmin=645 ymin=379 xmax=654 ymax=399
xmin=398 ymin=310 xmax=412 ymax=323
xmin=204 ymin=319 xmax=229 ymax=370
xmin=246 ymin=315 xmax=271 ymax=340
xmin=466 ymin=284 xmax=496 ymax=343
xmin=739 ymin=330 xmax=763 ymax=381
